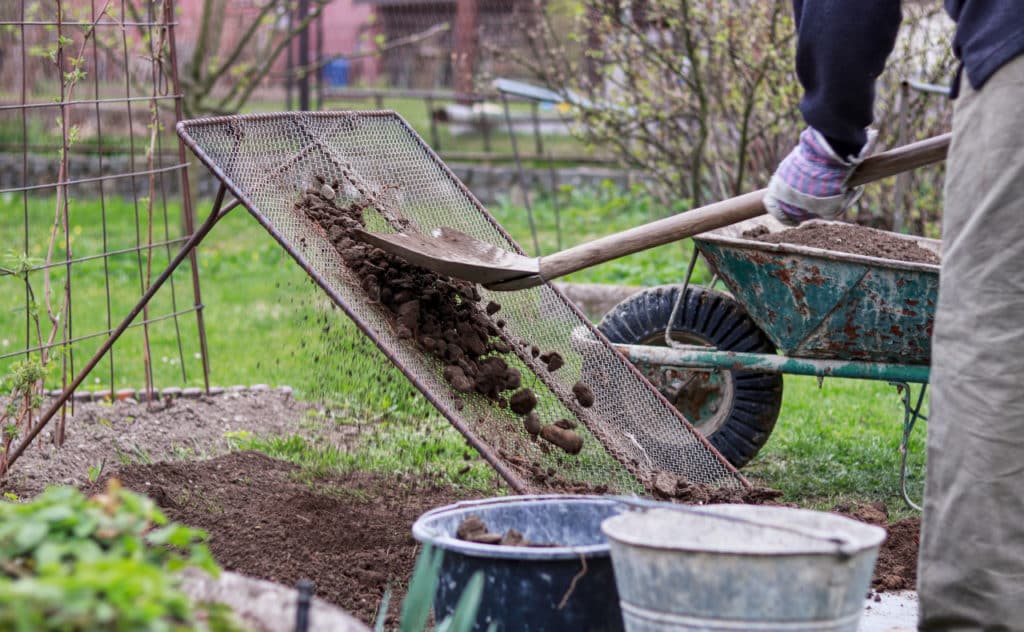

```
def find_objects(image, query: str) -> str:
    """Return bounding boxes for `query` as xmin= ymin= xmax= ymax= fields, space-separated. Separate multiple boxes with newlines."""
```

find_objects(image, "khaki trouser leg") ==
xmin=918 ymin=54 xmax=1024 ymax=631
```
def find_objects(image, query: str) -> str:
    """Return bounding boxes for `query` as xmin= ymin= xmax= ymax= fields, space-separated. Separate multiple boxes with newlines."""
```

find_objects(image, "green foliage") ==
xmin=388 ymin=544 xmax=492 ymax=632
xmin=0 ymin=481 xmax=244 ymax=631
xmin=744 ymin=376 xmax=927 ymax=520
xmin=505 ymin=0 xmax=955 ymax=230
xmin=86 ymin=461 xmax=105 ymax=484
xmin=228 ymin=419 xmax=497 ymax=492
xmin=398 ymin=544 xmax=444 ymax=632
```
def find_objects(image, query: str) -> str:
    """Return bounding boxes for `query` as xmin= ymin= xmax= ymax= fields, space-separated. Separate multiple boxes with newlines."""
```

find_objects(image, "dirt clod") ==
xmin=572 ymin=382 xmax=595 ymax=408
xmin=485 ymin=301 xmax=501 ymax=315
xmin=455 ymin=515 xmax=547 ymax=547
xmin=456 ymin=514 xmax=488 ymax=540
xmin=443 ymin=365 xmax=475 ymax=393
xmin=540 ymin=424 xmax=583 ymax=454
xmin=746 ymin=222 xmax=940 ymax=265
xmin=540 ymin=351 xmax=565 ymax=372
xmin=508 ymin=389 xmax=538 ymax=416
xmin=522 ymin=413 xmax=542 ymax=436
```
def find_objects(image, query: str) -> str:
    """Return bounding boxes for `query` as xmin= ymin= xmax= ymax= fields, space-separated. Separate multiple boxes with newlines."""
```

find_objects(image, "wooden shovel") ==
xmin=358 ymin=134 xmax=950 ymax=290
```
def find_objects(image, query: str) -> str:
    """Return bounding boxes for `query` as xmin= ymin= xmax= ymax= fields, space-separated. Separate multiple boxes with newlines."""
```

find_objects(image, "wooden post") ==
xmin=453 ymin=0 xmax=478 ymax=103
xmin=297 ymin=0 xmax=311 ymax=111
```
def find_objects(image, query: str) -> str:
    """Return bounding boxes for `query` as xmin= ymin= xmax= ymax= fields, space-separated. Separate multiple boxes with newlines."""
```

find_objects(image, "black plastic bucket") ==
xmin=412 ymin=495 xmax=625 ymax=631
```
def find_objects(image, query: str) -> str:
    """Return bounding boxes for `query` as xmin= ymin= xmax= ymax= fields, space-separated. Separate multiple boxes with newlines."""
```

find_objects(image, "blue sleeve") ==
xmin=792 ymin=0 xmax=903 ymax=156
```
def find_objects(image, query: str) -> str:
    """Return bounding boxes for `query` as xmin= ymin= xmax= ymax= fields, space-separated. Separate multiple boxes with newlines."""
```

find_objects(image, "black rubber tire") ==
xmin=598 ymin=285 xmax=783 ymax=468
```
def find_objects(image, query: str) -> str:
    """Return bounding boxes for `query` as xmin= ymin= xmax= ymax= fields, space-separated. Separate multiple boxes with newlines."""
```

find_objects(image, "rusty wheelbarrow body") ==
xmin=696 ymin=216 xmax=940 ymax=365
xmin=596 ymin=216 xmax=938 ymax=506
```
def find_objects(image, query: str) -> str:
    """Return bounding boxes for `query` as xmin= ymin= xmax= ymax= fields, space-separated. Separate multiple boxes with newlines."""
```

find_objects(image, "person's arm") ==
xmin=764 ymin=0 xmax=903 ymax=224
xmin=793 ymin=0 xmax=903 ymax=156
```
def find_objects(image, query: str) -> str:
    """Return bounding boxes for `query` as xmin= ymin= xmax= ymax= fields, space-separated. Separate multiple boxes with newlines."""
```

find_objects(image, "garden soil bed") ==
xmin=2 ymin=387 xmax=919 ymax=626
xmin=97 ymin=451 xmax=487 ymax=627
xmin=92 ymin=452 xmax=916 ymax=629
xmin=0 ymin=389 xmax=351 ymax=498
xmin=746 ymin=222 xmax=940 ymax=265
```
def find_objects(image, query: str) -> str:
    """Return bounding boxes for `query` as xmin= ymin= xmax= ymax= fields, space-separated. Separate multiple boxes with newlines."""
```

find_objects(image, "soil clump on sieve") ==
xmin=572 ymin=382 xmax=595 ymax=408
xmin=297 ymin=180 xmax=582 ymax=455
xmin=97 ymin=451 xmax=488 ymax=627
xmin=455 ymin=514 xmax=555 ymax=547
xmin=745 ymin=222 xmax=940 ymax=265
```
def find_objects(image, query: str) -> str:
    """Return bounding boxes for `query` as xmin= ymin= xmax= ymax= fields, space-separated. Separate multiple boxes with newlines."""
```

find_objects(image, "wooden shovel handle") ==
xmin=538 ymin=133 xmax=951 ymax=282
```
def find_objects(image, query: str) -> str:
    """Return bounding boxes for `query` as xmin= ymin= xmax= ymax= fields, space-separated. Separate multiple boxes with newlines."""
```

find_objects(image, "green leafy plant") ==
xmin=0 ymin=355 xmax=49 ymax=477
xmin=0 ymin=480 xmax=245 ymax=631
xmin=373 ymin=543 xmax=493 ymax=632
xmin=86 ymin=460 xmax=105 ymax=484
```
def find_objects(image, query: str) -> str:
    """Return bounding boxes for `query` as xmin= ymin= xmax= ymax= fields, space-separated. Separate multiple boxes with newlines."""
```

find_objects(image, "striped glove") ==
xmin=764 ymin=128 xmax=874 ymax=226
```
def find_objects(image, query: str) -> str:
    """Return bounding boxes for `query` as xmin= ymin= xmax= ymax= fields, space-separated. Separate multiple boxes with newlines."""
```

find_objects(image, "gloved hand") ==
xmin=764 ymin=127 xmax=874 ymax=225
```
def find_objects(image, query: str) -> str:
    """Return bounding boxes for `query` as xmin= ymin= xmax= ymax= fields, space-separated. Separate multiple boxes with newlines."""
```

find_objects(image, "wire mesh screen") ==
xmin=0 ymin=1 xmax=207 ymax=419
xmin=178 ymin=111 xmax=743 ymax=493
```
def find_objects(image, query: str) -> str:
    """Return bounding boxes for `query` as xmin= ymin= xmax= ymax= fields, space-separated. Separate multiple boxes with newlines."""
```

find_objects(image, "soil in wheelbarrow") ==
xmin=745 ymin=222 xmax=940 ymax=265
xmin=296 ymin=180 xmax=584 ymax=456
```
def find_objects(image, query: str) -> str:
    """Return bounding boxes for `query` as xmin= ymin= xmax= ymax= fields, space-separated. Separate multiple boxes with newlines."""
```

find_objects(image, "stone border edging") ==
xmin=46 ymin=384 xmax=294 ymax=404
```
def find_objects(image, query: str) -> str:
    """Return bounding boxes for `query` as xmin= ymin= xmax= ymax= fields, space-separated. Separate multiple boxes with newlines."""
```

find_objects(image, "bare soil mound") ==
xmin=0 ymin=390 xmax=324 ymax=498
xmin=99 ymin=451 xmax=484 ymax=626
xmin=835 ymin=501 xmax=919 ymax=592
xmin=96 ymin=451 xmax=918 ymax=632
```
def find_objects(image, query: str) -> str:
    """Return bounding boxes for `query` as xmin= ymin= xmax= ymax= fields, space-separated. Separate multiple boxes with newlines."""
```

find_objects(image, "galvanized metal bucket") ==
xmin=413 ymin=495 xmax=626 ymax=631
xmin=601 ymin=504 xmax=886 ymax=632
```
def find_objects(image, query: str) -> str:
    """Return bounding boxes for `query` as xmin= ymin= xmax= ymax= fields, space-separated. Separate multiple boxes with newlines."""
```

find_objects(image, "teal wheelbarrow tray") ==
xmin=594 ymin=215 xmax=939 ymax=507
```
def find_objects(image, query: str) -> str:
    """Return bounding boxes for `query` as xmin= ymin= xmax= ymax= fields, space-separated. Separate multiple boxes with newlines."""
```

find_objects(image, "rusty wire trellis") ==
xmin=0 ymin=0 xmax=208 ymax=463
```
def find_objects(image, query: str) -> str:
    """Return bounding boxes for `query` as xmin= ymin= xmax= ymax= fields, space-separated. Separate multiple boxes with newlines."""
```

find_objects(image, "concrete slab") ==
xmin=858 ymin=590 xmax=918 ymax=631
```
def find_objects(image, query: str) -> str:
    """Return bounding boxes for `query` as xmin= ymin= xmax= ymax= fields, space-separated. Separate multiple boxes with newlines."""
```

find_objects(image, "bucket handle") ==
xmin=612 ymin=497 xmax=860 ymax=560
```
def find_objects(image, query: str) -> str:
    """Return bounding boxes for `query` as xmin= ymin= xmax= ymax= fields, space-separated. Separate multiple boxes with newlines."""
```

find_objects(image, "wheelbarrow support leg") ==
xmin=3 ymin=185 xmax=239 ymax=471
xmin=891 ymin=381 xmax=928 ymax=510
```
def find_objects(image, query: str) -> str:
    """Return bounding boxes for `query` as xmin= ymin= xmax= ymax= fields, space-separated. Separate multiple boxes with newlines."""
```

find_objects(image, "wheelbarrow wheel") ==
xmin=598 ymin=285 xmax=783 ymax=468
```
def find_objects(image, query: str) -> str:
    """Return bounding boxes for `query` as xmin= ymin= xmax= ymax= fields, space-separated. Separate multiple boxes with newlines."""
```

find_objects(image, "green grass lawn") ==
xmin=0 ymin=190 xmax=927 ymax=511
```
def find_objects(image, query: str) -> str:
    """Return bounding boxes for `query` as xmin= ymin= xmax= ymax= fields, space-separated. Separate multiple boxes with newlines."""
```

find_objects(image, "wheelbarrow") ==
xmin=594 ymin=215 xmax=938 ymax=507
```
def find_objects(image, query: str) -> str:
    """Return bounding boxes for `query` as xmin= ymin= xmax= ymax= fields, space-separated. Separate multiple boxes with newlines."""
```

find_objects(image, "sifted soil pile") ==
xmin=296 ymin=180 xmax=582 ymax=454
xmin=746 ymin=222 xmax=940 ymax=265
xmin=837 ymin=501 xmax=920 ymax=592
xmin=98 ymin=451 xmax=486 ymax=626
xmin=91 ymin=451 xmax=918 ymax=632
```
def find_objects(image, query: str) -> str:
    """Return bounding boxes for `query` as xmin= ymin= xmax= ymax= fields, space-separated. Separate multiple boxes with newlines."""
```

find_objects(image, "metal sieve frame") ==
xmin=176 ymin=111 xmax=747 ymax=494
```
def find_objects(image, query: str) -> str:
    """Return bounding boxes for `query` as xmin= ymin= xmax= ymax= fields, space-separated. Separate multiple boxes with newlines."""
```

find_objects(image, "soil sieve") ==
xmin=177 ymin=111 xmax=745 ymax=495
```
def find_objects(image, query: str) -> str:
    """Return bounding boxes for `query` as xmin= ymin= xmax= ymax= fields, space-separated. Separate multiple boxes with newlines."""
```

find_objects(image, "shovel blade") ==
xmin=356 ymin=226 xmax=541 ymax=287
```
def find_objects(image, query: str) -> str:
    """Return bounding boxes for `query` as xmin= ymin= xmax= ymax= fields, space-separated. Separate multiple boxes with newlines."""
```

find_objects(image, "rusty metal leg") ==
xmin=3 ymin=185 xmax=240 ymax=471
xmin=891 ymin=381 xmax=927 ymax=510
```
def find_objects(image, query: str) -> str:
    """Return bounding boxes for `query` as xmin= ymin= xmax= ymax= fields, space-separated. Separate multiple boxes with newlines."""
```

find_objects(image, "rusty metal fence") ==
xmin=0 ymin=0 xmax=208 ymax=459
